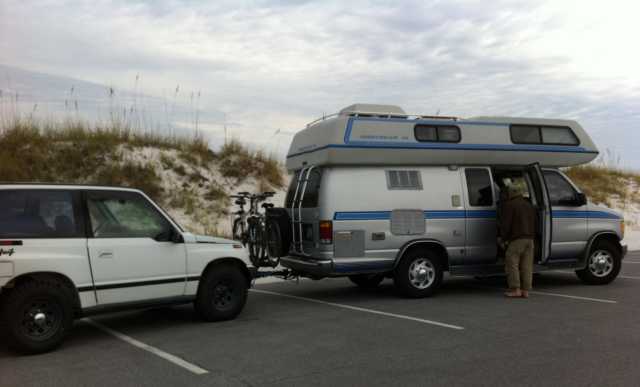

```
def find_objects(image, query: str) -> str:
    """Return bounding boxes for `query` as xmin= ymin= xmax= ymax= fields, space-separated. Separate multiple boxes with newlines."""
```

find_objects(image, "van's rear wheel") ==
xmin=349 ymin=274 xmax=384 ymax=289
xmin=576 ymin=240 xmax=621 ymax=285
xmin=394 ymin=249 xmax=443 ymax=298
xmin=1 ymin=279 xmax=74 ymax=354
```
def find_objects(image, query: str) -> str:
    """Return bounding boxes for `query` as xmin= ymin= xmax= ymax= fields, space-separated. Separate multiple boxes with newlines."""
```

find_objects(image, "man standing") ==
xmin=499 ymin=185 xmax=537 ymax=298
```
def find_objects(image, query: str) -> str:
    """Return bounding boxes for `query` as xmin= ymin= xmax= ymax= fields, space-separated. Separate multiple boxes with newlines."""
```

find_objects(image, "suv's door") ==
xmin=461 ymin=167 xmax=498 ymax=264
xmin=0 ymin=189 xmax=94 ymax=306
xmin=85 ymin=190 xmax=187 ymax=304
xmin=526 ymin=163 xmax=552 ymax=263
xmin=542 ymin=169 xmax=587 ymax=260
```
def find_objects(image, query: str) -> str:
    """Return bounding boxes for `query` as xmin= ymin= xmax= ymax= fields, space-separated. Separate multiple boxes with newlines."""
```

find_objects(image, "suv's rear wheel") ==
xmin=349 ymin=274 xmax=385 ymax=289
xmin=394 ymin=249 xmax=443 ymax=298
xmin=195 ymin=264 xmax=248 ymax=322
xmin=1 ymin=279 xmax=75 ymax=354
xmin=576 ymin=240 xmax=621 ymax=285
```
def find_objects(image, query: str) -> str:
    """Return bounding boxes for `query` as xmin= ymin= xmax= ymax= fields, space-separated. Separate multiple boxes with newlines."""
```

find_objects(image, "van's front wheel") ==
xmin=576 ymin=240 xmax=621 ymax=285
xmin=394 ymin=249 xmax=443 ymax=298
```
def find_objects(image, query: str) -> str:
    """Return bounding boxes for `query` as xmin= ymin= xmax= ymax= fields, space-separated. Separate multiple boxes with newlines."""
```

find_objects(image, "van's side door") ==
xmin=461 ymin=167 xmax=498 ymax=264
xmin=85 ymin=190 xmax=187 ymax=304
xmin=542 ymin=169 xmax=587 ymax=260
xmin=526 ymin=163 xmax=552 ymax=263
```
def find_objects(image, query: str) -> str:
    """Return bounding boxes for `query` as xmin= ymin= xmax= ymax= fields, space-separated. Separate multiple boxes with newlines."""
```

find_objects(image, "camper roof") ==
xmin=287 ymin=104 xmax=599 ymax=171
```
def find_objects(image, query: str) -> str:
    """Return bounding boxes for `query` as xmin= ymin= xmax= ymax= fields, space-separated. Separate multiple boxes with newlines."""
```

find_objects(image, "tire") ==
xmin=195 ymin=264 xmax=248 ymax=322
xmin=394 ymin=249 xmax=444 ymax=298
xmin=0 ymin=279 xmax=75 ymax=354
xmin=349 ymin=274 xmax=385 ymax=289
xmin=576 ymin=240 xmax=621 ymax=285
xmin=232 ymin=218 xmax=245 ymax=245
xmin=264 ymin=219 xmax=282 ymax=267
xmin=247 ymin=220 xmax=266 ymax=266
xmin=265 ymin=208 xmax=292 ymax=257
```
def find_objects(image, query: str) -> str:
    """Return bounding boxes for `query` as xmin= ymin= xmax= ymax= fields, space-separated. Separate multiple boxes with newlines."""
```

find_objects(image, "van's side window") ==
xmin=386 ymin=170 xmax=423 ymax=190
xmin=465 ymin=169 xmax=494 ymax=206
xmin=0 ymin=190 xmax=82 ymax=238
xmin=414 ymin=125 xmax=461 ymax=143
xmin=510 ymin=125 xmax=579 ymax=146
xmin=543 ymin=171 xmax=580 ymax=206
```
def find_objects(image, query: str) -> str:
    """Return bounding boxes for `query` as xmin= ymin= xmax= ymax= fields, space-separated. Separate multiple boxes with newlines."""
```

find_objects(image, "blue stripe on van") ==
xmin=334 ymin=210 xmax=497 ymax=221
xmin=553 ymin=210 xmax=621 ymax=219
xmin=334 ymin=210 xmax=620 ymax=221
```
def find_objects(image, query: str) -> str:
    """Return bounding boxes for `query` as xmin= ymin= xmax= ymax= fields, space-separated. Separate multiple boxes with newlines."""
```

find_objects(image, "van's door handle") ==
xmin=98 ymin=251 xmax=114 ymax=259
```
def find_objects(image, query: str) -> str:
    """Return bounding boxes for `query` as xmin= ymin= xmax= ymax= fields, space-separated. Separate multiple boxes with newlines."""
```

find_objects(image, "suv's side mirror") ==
xmin=170 ymin=229 xmax=184 ymax=243
xmin=575 ymin=192 xmax=587 ymax=206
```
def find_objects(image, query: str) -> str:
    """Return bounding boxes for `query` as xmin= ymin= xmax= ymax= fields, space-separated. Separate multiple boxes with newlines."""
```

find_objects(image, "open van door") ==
xmin=526 ymin=163 xmax=552 ymax=263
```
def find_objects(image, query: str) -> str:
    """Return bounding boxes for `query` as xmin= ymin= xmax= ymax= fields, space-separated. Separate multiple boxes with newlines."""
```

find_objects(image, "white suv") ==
xmin=0 ymin=184 xmax=254 ymax=354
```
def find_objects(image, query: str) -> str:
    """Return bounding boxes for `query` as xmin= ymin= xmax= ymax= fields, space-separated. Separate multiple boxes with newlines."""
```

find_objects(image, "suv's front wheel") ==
xmin=1 ymin=279 xmax=75 ymax=354
xmin=394 ymin=249 xmax=443 ymax=298
xmin=195 ymin=264 xmax=248 ymax=322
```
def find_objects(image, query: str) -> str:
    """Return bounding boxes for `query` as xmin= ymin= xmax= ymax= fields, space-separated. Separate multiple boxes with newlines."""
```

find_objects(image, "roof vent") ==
xmin=339 ymin=104 xmax=407 ymax=118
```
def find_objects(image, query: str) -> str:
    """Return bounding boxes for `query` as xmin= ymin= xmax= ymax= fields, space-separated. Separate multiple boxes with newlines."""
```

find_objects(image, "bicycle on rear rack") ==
xmin=231 ymin=191 xmax=279 ymax=268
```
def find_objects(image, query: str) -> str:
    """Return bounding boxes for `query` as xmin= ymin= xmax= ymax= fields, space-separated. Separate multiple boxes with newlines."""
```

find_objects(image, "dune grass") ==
xmin=565 ymin=164 xmax=640 ymax=207
xmin=0 ymin=119 xmax=285 ymax=206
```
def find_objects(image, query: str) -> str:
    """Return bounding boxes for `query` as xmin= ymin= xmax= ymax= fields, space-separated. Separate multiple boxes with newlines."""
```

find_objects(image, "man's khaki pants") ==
xmin=505 ymin=238 xmax=534 ymax=291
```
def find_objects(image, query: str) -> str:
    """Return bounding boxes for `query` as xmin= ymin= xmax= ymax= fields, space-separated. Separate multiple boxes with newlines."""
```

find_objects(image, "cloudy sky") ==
xmin=1 ymin=0 xmax=639 ymax=166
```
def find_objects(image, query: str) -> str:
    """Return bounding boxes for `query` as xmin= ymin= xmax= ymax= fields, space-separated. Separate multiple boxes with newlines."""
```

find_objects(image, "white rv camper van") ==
xmin=266 ymin=104 xmax=626 ymax=298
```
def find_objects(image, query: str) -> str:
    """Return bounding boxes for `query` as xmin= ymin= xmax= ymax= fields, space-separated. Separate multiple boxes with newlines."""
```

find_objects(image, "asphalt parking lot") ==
xmin=3 ymin=251 xmax=640 ymax=387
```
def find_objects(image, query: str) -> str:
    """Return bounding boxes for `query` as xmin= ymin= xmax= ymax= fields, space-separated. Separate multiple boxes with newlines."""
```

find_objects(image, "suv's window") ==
xmin=465 ymin=169 xmax=494 ymax=206
xmin=285 ymin=168 xmax=322 ymax=208
xmin=543 ymin=171 xmax=579 ymax=206
xmin=0 ymin=190 xmax=81 ymax=238
xmin=87 ymin=191 xmax=172 ymax=239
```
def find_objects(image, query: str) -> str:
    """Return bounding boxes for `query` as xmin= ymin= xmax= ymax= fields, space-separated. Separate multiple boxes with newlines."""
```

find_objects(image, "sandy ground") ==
xmin=623 ymin=227 xmax=640 ymax=251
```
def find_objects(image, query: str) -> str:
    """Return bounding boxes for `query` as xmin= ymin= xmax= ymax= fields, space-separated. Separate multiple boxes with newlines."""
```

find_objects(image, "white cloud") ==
xmin=1 ymin=0 xmax=639 ymax=166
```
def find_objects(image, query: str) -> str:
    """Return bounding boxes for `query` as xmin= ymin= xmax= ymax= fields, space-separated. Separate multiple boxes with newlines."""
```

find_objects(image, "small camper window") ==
xmin=465 ymin=169 xmax=494 ymax=206
xmin=414 ymin=125 xmax=461 ymax=143
xmin=510 ymin=125 xmax=579 ymax=146
xmin=386 ymin=170 xmax=423 ymax=190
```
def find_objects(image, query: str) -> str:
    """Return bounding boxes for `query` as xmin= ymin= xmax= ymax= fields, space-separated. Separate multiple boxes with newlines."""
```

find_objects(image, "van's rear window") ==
xmin=285 ymin=169 xmax=322 ymax=208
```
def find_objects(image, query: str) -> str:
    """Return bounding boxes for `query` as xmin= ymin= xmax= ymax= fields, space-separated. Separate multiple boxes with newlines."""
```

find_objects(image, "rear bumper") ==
xmin=280 ymin=255 xmax=333 ymax=278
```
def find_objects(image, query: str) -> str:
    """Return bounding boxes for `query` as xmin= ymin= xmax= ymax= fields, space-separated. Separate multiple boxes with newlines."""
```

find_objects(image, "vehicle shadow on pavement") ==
xmin=0 ymin=323 xmax=115 ymax=359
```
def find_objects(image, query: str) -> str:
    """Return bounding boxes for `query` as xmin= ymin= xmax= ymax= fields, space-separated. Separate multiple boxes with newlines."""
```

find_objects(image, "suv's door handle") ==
xmin=98 ymin=251 xmax=114 ymax=259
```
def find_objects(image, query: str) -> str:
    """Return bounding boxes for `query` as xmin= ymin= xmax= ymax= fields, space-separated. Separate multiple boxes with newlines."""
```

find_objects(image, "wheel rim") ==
xmin=588 ymin=249 xmax=614 ymax=278
xmin=20 ymin=298 xmax=62 ymax=341
xmin=212 ymin=281 xmax=235 ymax=310
xmin=408 ymin=258 xmax=436 ymax=289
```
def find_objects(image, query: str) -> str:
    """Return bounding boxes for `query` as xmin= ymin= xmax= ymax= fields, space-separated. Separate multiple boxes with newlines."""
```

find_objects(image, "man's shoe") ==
xmin=504 ymin=289 xmax=522 ymax=298
xmin=521 ymin=291 xmax=529 ymax=298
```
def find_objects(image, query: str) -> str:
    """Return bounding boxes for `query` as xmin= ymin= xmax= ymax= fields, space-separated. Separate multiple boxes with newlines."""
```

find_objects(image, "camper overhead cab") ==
xmin=267 ymin=104 xmax=626 ymax=298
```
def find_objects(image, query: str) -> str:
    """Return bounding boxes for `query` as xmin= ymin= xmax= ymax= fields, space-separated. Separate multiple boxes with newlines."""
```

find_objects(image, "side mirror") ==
xmin=171 ymin=229 xmax=184 ymax=243
xmin=575 ymin=192 xmax=587 ymax=206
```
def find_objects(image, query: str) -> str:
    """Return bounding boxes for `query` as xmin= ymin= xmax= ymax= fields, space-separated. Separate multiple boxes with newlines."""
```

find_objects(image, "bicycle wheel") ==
xmin=247 ymin=220 xmax=263 ymax=266
xmin=232 ymin=218 xmax=245 ymax=245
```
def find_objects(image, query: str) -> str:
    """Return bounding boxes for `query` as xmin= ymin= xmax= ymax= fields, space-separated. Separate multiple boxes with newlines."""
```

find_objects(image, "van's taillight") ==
xmin=319 ymin=220 xmax=333 ymax=244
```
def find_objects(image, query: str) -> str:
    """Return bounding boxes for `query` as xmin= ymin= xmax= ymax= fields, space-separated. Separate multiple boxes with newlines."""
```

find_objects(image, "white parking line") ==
xmin=551 ymin=270 xmax=640 ymax=281
xmin=250 ymin=289 xmax=464 ymax=330
xmin=84 ymin=318 xmax=209 ymax=375
xmin=470 ymin=285 xmax=617 ymax=304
